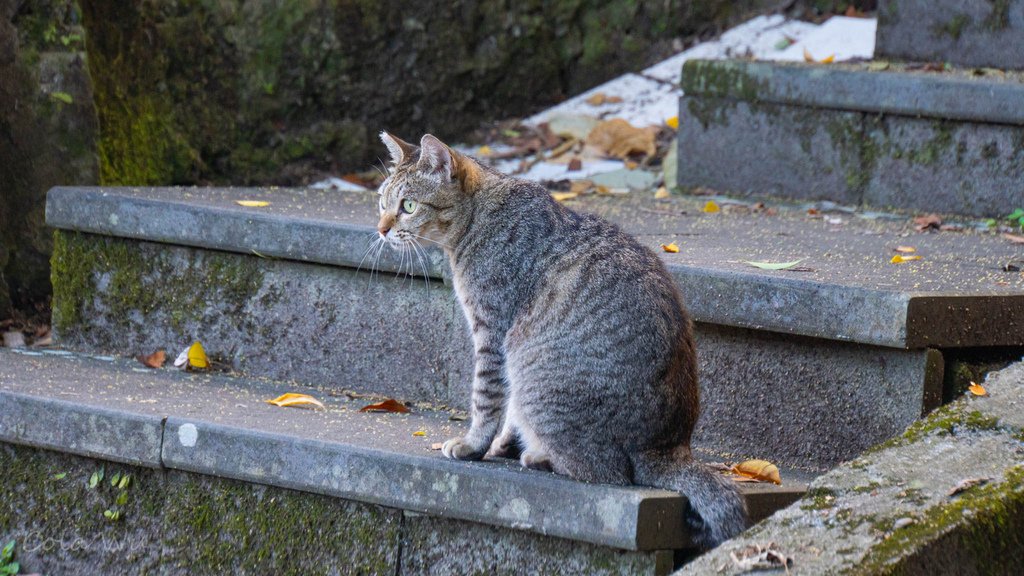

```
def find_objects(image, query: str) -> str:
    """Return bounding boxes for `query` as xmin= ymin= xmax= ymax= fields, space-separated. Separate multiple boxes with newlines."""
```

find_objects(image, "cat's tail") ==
xmin=632 ymin=447 xmax=748 ymax=549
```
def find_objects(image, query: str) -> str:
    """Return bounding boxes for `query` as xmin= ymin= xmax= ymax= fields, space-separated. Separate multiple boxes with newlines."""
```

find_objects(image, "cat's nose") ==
xmin=378 ymin=225 xmax=391 ymax=237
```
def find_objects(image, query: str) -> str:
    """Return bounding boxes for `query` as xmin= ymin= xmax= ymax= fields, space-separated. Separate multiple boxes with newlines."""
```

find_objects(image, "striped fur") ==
xmin=376 ymin=132 xmax=748 ymax=548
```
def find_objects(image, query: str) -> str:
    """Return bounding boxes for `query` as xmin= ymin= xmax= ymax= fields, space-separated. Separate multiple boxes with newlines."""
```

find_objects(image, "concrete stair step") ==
xmin=678 ymin=58 xmax=1024 ymax=217
xmin=44 ymin=186 xmax=1024 ymax=470
xmin=0 ymin=347 xmax=806 ymax=561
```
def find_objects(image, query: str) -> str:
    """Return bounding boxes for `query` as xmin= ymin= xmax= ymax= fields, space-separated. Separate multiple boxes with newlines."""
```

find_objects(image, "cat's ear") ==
xmin=380 ymin=131 xmax=415 ymax=166
xmin=417 ymin=134 xmax=454 ymax=180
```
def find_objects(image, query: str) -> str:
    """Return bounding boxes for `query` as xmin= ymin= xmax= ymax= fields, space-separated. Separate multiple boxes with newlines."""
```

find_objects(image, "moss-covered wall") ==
xmin=78 ymin=0 xmax=772 ymax=186
xmin=0 ymin=0 xmax=97 ymax=318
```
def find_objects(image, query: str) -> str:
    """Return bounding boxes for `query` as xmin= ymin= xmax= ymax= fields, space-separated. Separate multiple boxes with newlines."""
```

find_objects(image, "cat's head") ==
xmin=375 ymin=132 xmax=482 ymax=247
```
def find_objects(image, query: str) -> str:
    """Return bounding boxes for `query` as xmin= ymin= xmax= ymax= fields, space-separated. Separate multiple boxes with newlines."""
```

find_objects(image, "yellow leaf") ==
xmin=891 ymin=255 xmax=923 ymax=264
xmin=968 ymin=381 xmax=988 ymax=397
xmin=478 ymin=145 xmax=492 ymax=156
xmin=661 ymin=243 xmax=679 ymax=253
xmin=820 ymin=54 xmax=836 ymax=64
xmin=551 ymin=191 xmax=579 ymax=202
xmin=702 ymin=200 xmax=720 ymax=213
xmin=654 ymin=186 xmax=670 ymax=199
xmin=412 ymin=430 xmax=426 ymax=437
xmin=236 ymin=200 xmax=270 ymax=207
xmin=665 ymin=116 xmax=679 ymax=130
xmin=187 ymin=341 xmax=209 ymax=369
xmin=894 ymin=246 xmax=917 ymax=254
xmin=731 ymin=459 xmax=782 ymax=485
xmin=266 ymin=393 xmax=326 ymax=410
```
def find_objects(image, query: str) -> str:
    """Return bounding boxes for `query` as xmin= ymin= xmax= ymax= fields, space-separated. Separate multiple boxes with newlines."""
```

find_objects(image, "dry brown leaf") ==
xmin=569 ymin=180 xmax=594 ymax=195
xmin=567 ymin=157 xmax=583 ymax=171
xmin=584 ymin=92 xmax=623 ymax=106
xmin=807 ymin=208 xmax=821 ymax=217
xmin=731 ymin=459 xmax=782 ymax=485
xmin=654 ymin=186 xmax=670 ymax=199
xmin=914 ymin=213 xmax=942 ymax=231
xmin=551 ymin=191 xmax=579 ymax=202
xmin=266 ymin=393 xmax=325 ymax=410
xmin=729 ymin=542 xmax=792 ymax=572
xmin=968 ymin=381 xmax=988 ymax=397
xmin=585 ymin=118 xmax=657 ymax=159
xmin=894 ymin=246 xmax=917 ymax=253
xmin=137 ymin=350 xmax=166 ymax=369
xmin=661 ymin=243 xmax=679 ymax=253
xmin=359 ymin=398 xmax=411 ymax=413
xmin=948 ymin=477 xmax=991 ymax=497
xmin=1002 ymin=233 xmax=1024 ymax=245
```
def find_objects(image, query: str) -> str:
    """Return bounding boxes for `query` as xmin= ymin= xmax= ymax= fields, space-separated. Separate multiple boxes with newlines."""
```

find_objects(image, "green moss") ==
xmin=850 ymin=465 xmax=1024 ymax=575
xmin=682 ymin=60 xmax=766 ymax=102
xmin=50 ymin=230 xmax=264 ymax=337
xmin=934 ymin=13 xmax=971 ymax=41
xmin=801 ymin=487 xmax=838 ymax=511
xmin=985 ymin=0 xmax=1011 ymax=30
xmin=866 ymin=402 xmax=1000 ymax=455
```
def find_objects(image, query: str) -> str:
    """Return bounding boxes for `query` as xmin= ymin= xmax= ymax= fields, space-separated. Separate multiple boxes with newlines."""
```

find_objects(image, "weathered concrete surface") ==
xmin=681 ymin=59 xmax=1024 ymax=125
xmin=400 ymin=513 xmax=674 ymax=575
xmin=679 ymin=98 xmax=863 ymax=204
xmin=0 ymin=443 xmax=401 ymax=575
xmin=679 ymin=59 xmax=1024 ymax=217
xmin=862 ymin=115 xmax=1024 ymax=218
xmin=0 ymin=0 xmax=98 ymax=317
xmin=46 ymin=186 xmax=1024 ymax=348
xmin=695 ymin=324 xmax=942 ymax=468
xmin=876 ymin=0 xmax=1024 ymax=71
xmin=0 ymin=349 xmax=805 ymax=551
xmin=676 ymin=359 xmax=1024 ymax=575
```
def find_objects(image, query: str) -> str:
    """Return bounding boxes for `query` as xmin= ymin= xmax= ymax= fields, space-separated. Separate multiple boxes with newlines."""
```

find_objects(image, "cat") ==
xmin=375 ymin=131 xmax=748 ymax=548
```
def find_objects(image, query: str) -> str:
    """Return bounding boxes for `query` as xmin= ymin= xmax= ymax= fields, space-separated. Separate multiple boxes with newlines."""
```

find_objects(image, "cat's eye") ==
xmin=401 ymin=198 xmax=418 ymax=214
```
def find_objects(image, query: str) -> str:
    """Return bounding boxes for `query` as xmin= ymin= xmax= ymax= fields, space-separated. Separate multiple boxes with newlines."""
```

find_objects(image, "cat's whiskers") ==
xmin=356 ymin=234 xmax=383 ymax=276
xmin=407 ymin=232 xmax=449 ymax=250
xmin=409 ymin=238 xmax=432 ymax=289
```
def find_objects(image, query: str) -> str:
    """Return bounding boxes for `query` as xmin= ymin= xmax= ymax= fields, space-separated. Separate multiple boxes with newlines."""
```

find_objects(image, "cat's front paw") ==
xmin=441 ymin=436 xmax=487 ymax=460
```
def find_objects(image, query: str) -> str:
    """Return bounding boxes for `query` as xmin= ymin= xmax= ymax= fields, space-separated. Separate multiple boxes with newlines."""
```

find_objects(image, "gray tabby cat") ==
xmin=375 ymin=131 xmax=747 ymax=548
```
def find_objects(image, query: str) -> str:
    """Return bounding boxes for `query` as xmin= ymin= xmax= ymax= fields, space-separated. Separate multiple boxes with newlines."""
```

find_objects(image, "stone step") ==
xmin=678 ymin=58 xmax=1024 ymax=217
xmin=876 ymin=0 xmax=1024 ymax=72
xmin=0 ymin=348 xmax=805 ymax=572
xmin=44 ymin=186 xmax=1024 ymax=470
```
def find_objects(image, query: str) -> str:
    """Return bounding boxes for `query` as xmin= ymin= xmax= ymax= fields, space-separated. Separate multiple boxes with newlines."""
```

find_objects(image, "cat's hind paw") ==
xmin=441 ymin=436 xmax=487 ymax=460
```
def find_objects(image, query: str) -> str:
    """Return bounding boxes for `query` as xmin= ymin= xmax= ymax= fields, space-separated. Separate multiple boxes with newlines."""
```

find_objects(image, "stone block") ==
xmin=876 ymin=0 xmax=1024 ymax=71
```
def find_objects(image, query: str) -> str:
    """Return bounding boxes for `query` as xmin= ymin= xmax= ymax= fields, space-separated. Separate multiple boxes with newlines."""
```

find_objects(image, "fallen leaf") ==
xmin=731 ymin=459 xmax=782 ymax=484
xmin=567 ymin=157 xmax=582 ymax=171
xmin=103 ymin=509 xmax=121 ymax=521
xmin=729 ymin=542 xmax=791 ymax=571
xmin=806 ymin=208 xmax=821 ymax=216
xmin=118 ymin=474 xmax=131 ymax=489
xmin=551 ymin=191 xmax=579 ymax=202
xmin=891 ymin=255 xmax=923 ymax=264
xmin=235 ymin=200 xmax=270 ymax=207
xmin=744 ymin=259 xmax=804 ymax=271
xmin=175 ymin=341 xmax=209 ymax=370
xmin=586 ymin=118 xmax=657 ymax=158
xmin=894 ymin=246 xmax=917 ymax=254
xmin=661 ymin=243 xmax=679 ymax=253
xmin=477 ymin=145 xmax=492 ymax=156
xmin=359 ymin=398 xmax=411 ymax=413
xmin=803 ymin=48 xmax=835 ymax=64
xmin=412 ymin=430 xmax=426 ymax=437
xmin=914 ymin=213 xmax=942 ymax=231
xmin=665 ymin=116 xmax=679 ymax=130
xmin=266 ymin=393 xmax=326 ymax=410
xmin=1002 ymin=233 xmax=1024 ymax=245
xmin=948 ymin=477 xmax=991 ymax=497
xmin=624 ymin=160 xmax=639 ymax=170
xmin=584 ymin=92 xmax=623 ymax=106
xmin=820 ymin=54 xmax=835 ymax=64
xmin=569 ymin=180 xmax=593 ymax=195
xmin=136 ymin=349 xmax=166 ymax=369
xmin=51 ymin=472 xmax=67 ymax=480
xmin=868 ymin=61 xmax=890 ymax=71
xmin=803 ymin=47 xmax=814 ymax=62
xmin=702 ymin=200 xmax=720 ymax=213
xmin=430 ymin=442 xmax=444 ymax=450
xmin=968 ymin=381 xmax=988 ymax=397
xmin=654 ymin=186 xmax=670 ymax=199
